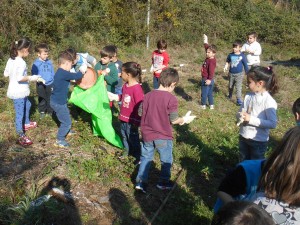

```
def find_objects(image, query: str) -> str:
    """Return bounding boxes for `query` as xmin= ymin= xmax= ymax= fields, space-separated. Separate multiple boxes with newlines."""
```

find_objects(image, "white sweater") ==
xmin=239 ymin=91 xmax=277 ymax=142
xmin=241 ymin=41 xmax=262 ymax=66
xmin=4 ymin=57 xmax=30 ymax=99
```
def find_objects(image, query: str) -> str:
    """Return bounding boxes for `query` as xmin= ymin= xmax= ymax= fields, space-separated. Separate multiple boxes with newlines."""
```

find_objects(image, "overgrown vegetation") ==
xmin=0 ymin=0 xmax=299 ymax=224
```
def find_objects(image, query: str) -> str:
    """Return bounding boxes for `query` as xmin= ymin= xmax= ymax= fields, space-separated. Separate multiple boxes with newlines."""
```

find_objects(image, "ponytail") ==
xmin=10 ymin=38 xmax=31 ymax=60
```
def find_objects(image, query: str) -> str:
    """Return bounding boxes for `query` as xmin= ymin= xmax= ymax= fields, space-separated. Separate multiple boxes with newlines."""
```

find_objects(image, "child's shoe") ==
xmin=54 ymin=140 xmax=70 ymax=148
xmin=227 ymin=94 xmax=232 ymax=100
xmin=210 ymin=105 xmax=214 ymax=110
xmin=19 ymin=135 xmax=33 ymax=146
xmin=40 ymin=112 xmax=46 ymax=119
xmin=236 ymin=99 xmax=243 ymax=106
xmin=156 ymin=181 xmax=174 ymax=190
xmin=200 ymin=105 xmax=206 ymax=109
xmin=24 ymin=121 xmax=37 ymax=131
xmin=135 ymin=182 xmax=147 ymax=193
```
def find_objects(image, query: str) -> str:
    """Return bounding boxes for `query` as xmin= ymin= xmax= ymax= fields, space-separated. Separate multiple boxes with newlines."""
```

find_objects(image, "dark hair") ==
xmin=122 ymin=62 xmax=142 ymax=83
xmin=159 ymin=68 xmax=179 ymax=87
xmin=247 ymin=32 xmax=258 ymax=38
xmin=58 ymin=50 xmax=73 ymax=65
xmin=157 ymin=39 xmax=167 ymax=50
xmin=65 ymin=48 xmax=77 ymax=62
xmin=233 ymin=40 xmax=243 ymax=48
xmin=207 ymin=44 xmax=217 ymax=53
xmin=100 ymin=45 xmax=115 ymax=58
xmin=258 ymin=126 xmax=300 ymax=206
xmin=247 ymin=66 xmax=279 ymax=95
xmin=10 ymin=37 xmax=32 ymax=60
xmin=211 ymin=201 xmax=274 ymax=225
xmin=292 ymin=97 xmax=300 ymax=116
xmin=35 ymin=43 xmax=49 ymax=53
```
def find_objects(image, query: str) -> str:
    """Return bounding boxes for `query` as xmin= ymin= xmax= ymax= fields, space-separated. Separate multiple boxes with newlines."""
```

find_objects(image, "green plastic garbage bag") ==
xmin=69 ymin=75 xmax=123 ymax=148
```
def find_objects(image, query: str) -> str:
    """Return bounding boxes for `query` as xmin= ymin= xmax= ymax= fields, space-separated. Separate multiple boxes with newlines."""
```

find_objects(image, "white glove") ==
xmin=180 ymin=111 xmax=196 ymax=125
xmin=223 ymin=64 xmax=229 ymax=72
xmin=203 ymin=34 xmax=208 ymax=44
xmin=37 ymin=77 xmax=46 ymax=84
xmin=237 ymin=108 xmax=246 ymax=126
xmin=150 ymin=65 xmax=154 ymax=73
xmin=28 ymin=75 xmax=41 ymax=82
xmin=103 ymin=68 xmax=110 ymax=75
xmin=79 ymin=64 xmax=88 ymax=74
xmin=107 ymin=91 xmax=119 ymax=101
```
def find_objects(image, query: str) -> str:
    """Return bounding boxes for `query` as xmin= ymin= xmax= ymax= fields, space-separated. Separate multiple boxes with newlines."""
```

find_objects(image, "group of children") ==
xmin=3 ymin=34 xmax=300 ymax=222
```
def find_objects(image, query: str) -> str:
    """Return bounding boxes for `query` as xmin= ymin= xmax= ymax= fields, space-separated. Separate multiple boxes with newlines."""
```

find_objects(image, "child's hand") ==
xmin=223 ymin=64 xmax=228 ymax=72
xmin=205 ymin=79 xmax=211 ymax=85
xmin=79 ymin=64 xmax=87 ymax=74
xmin=203 ymin=34 xmax=208 ymax=44
xmin=102 ymin=68 xmax=111 ymax=76
xmin=28 ymin=75 xmax=41 ymax=82
xmin=107 ymin=91 xmax=119 ymax=101
xmin=37 ymin=77 xmax=46 ymax=84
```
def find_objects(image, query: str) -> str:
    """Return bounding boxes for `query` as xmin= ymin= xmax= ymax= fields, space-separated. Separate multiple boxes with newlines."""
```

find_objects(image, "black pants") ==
xmin=37 ymin=83 xmax=53 ymax=114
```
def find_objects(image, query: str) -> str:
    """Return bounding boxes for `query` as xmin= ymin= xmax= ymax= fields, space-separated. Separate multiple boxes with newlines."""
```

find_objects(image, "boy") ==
xmin=201 ymin=34 xmax=217 ymax=110
xmin=94 ymin=46 xmax=119 ymax=107
xmin=65 ymin=48 xmax=97 ymax=73
xmin=224 ymin=40 xmax=249 ymax=106
xmin=241 ymin=32 xmax=262 ymax=68
xmin=150 ymin=39 xmax=170 ymax=89
xmin=292 ymin=97 xmax=300 ymax=126
xmin=135 ymin=68 xmax=196 ymax=193
xmin=109 ymin=45 xmax=123 ymax=96
xmin=50 ymin=51 xmax=87 ymax=148
xmin=31 ymin=43 xmax=55 ymax=118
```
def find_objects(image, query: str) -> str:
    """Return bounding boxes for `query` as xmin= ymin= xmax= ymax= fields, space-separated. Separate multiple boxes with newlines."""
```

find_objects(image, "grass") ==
xmin=0 ymin=42 xmax=299 ymax=225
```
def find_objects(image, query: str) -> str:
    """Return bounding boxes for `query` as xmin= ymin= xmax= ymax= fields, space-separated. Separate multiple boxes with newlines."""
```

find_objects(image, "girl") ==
xmin=4 ymin=38 xmax=42 ymax=146
xmin=107 ymin=62 xmax=144 ymax=161
xmin=238 ymin=66 xmax=278 ymax=161
xmin=251 ymin=126 xmax=300 ymax=224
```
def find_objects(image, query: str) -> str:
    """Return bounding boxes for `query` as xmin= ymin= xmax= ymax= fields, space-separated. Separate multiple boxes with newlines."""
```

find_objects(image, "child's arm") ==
xmin=242 ymin=107 xmax=277 ymax=129
xmin=242 ymin=54 xmax=249 ymax=73
xmin=206 ymin=60 xmax=216 ymax=85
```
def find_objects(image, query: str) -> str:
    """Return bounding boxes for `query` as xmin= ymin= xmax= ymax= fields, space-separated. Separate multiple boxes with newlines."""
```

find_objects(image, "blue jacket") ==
xmin=31 ymin=58 xmax=55 ymax=85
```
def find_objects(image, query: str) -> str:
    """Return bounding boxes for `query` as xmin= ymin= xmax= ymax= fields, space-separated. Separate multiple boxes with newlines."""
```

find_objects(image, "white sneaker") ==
xmin=201 ymin=105 xmax=206 ymax=109
xmin=210 ymin=105 xmax=214 ymax=110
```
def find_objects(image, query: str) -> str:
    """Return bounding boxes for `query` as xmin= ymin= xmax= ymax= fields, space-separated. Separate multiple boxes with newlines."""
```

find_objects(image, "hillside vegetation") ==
xmin=0 ymin=0 xmax=300 ymax=225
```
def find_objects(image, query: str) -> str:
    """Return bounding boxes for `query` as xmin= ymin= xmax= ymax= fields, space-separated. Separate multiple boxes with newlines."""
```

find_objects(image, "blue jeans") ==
xmin=13 ymin=97 xmax=31 ymax=135
xmin=136 ymin=139 xmax=173 ymax=183
xmin=201 ymin=79 xmax=214 ymax=105
xmin=120 ymin=121 xmax=141 ymax=159
xmin=239 ymin=136 xmax=268 ymax=161
xmin=50 ymin=101 xmax=71 ymax=141
xmin=153 ymin=76 xmax=159 ymax=89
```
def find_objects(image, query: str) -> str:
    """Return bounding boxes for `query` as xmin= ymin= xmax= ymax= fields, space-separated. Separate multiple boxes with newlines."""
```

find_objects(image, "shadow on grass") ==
xmin=174 ymin=86 xmax=193 ymax=101
xmin=19 ymin=176 xmax=82 ymax=225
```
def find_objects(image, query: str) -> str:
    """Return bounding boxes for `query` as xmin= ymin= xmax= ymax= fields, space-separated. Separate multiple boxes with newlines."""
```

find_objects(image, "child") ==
xmin=135 ymin=68 xmax=196 ymax=193
xmin=94 ymin=46 xmax=118 ymax=107
xmin=31 ymin=43 xmax=55 ymax=118
xmin=4 ymin=38 xmax=43 ymax=146
xmin=241 ymin=32 xmax=262 ymax=68
xmin=201 ymin=34 xmax=217 ymax=110
xmin=150 ymin=39 xmax=170 ymax=89
xmin=107 ymin=62 xmax=144 ymax=160
xmin=65 ymin=48 xmax=97 ymax=72
xmin=238 ymin=66 xmax=278 ymax=161
xmin=224 ymin=40 xmax=249 ymax=106
xmin=251 ymin=126 xmax=300 ymax=224
xmin=50 ymin=50 xmax=87 ymax=148
xmin=292 ymin=97 xmax=300 ymax=126
xmin=109 ymin=45 xmax=123 ymax=96
xmin=211 ymin=201 xmax=274 ymax=225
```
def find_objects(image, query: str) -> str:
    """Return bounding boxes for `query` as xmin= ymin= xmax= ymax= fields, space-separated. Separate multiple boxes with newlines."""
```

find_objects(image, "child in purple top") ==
xmin=135 ymin=68 xmax=196 ymax=193
xmin=107 ymin=62 xmax=144 ymax=160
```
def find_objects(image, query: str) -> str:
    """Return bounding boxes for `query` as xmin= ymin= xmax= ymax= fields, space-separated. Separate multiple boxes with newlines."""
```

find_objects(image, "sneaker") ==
xmin=24 ymin=121 xmax=37 ymax=131
xmin=210 ymin=105 xmax=214 ymax=110
xmin=200 ymin=105 xmax=206 ymax=109
xmin=19 ymin=135 xmax=33 ymax=146
xmin=135 ymin=182 xmax=147 ymax=193
xmin=236 ymin=99 xmax=243 ymax=106
xmin=227 ymin=95 xmax=232 ymax=100
xmin=156 ymin=181 xmax=174 ymax=190
xmin=54 ymin=140 xmax=70 ymax=148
